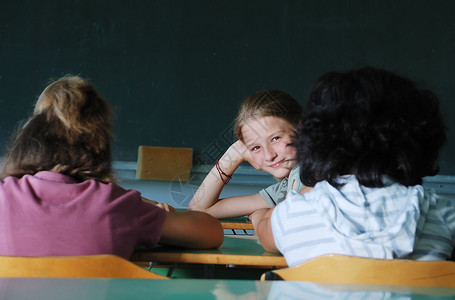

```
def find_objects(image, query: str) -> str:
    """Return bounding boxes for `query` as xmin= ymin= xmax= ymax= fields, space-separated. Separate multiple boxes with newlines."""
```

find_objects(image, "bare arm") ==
xmin=250 ymin=188 xmax=312 ymax=252
xmin=202 ymin=193 xmax=270 ymax=219
xmin=248 ymin=188 xmax=313 ymax=252
xmin=188 ymin=140 xmax=262 ymax=218
xmin=159 ymin=211 xmax=224 ymax=249
xmin=249 ymin=208 xmax=279 ymax=253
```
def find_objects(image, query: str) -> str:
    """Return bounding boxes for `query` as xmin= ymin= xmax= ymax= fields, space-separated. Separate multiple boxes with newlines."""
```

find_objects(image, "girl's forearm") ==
xmin=188 ymin=147 xmax=244 ymax=211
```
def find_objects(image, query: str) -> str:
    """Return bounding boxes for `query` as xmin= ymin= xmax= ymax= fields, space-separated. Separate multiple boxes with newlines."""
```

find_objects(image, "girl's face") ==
xmin=241 ymin=116 xmax=297 ymax=179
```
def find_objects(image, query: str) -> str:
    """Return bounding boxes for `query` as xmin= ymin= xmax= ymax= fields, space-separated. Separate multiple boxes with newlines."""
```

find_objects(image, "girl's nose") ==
xmin=264 ymin=144 xmax=278 ymax=161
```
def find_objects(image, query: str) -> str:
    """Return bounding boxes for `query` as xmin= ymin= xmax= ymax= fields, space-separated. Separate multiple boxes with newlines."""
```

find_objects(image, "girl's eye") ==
xmin=251 ymin=146 xmax=260 ymax=152
xmin=272 ymin=136 xmax=280 ymax=142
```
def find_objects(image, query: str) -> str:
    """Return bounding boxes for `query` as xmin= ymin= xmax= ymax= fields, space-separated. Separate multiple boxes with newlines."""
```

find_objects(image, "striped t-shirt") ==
xmin=271 ymin=175 xmax=455 ymax=267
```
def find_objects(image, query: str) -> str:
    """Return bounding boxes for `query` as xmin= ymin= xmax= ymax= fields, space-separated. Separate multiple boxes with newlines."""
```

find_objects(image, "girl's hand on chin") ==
xmin=230 ymin=140 xmax=262 ymax=171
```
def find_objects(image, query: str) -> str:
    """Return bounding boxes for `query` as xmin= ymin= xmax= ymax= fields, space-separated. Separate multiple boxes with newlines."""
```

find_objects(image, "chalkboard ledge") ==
xmin=113 ymin=161 xmax=276 ymax=186
xmin=113 ymin=161 xmax=455 ymax=197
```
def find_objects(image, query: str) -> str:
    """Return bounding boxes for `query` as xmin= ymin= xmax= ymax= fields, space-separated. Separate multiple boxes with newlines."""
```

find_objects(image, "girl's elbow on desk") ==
xmin=186 ymin=205 xmax=216 ymax=219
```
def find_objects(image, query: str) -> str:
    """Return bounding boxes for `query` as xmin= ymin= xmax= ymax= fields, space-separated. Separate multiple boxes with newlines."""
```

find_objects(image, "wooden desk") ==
xmin=176 ymin=209 xmax=254 ymax=232
xmin=220 ymin=215 xmax=254 ymax=230
xmin=1 ymin=278 xmax=454 ymax=300
xmin=130 ymin=235 xmax=286 ymax=268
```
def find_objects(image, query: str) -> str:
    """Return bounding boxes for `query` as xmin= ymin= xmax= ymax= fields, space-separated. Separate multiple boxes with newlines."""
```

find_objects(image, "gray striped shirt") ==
xmin=271 ymin=175 xmax=455 ymax=267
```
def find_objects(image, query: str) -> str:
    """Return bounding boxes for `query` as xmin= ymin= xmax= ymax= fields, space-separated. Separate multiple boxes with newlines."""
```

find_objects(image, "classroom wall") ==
xmin=1 ymin=0 xmax=454 ymax=174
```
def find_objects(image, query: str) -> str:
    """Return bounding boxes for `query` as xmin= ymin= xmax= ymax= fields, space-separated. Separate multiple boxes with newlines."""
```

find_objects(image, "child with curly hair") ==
xmin=251 ymin=67 xmax=455 ymax=266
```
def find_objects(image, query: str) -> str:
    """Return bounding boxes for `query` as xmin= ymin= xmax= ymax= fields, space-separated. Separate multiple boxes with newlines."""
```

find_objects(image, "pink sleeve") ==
xmin=134 ymin=198 xmax=167 ymax=246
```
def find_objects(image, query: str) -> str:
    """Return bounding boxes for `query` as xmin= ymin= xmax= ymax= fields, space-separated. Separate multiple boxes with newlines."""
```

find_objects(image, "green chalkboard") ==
xmin=1 ymin=0 xmax=454 ymax=175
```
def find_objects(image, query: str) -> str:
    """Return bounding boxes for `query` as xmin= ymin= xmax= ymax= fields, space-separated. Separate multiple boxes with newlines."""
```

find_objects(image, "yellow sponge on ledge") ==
xmin=136 ymin=146 xmax=193 ymax=181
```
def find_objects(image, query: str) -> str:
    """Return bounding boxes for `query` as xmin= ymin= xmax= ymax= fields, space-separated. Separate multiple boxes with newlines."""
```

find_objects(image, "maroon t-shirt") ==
xmin=0 ymin=171 xmax=166 ymax=258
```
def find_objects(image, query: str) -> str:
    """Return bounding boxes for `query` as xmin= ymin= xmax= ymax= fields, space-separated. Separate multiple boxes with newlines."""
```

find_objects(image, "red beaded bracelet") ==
xmin=216 ymin=159 xmax=232 ymax=184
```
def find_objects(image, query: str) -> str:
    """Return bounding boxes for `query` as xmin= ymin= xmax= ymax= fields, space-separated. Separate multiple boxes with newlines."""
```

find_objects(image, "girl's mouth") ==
xmin=268 ymin=159 xmax=285 ymax=168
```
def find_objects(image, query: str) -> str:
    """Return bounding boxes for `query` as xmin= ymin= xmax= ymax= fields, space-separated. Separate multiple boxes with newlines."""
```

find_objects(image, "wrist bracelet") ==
xmin=216 ymin=159 xmax=232 ymax=184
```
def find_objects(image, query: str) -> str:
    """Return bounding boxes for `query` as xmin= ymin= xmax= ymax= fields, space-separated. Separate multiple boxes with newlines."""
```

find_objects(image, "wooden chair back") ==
xmin=0 ymin=254 xmax=167 ymax=279
xmin=261 ymin=254 xmax=455 ymax=287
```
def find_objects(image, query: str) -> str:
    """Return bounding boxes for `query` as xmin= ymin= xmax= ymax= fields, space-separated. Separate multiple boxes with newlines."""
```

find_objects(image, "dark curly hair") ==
xmin=298 ymin=67 xmax=447 ymax=187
